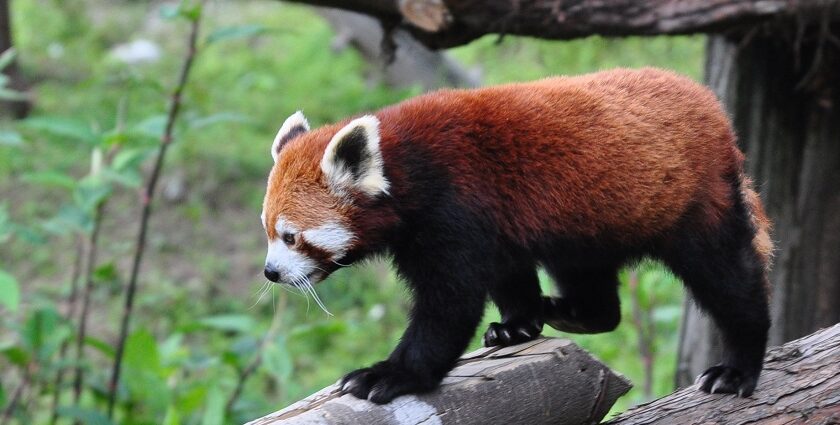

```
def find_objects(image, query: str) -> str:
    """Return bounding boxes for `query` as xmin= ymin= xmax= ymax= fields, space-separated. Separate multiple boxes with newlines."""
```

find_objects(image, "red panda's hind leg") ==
xmin=541 ymin=265 xmax=622 ymax=334
xmin=661 ymin=183 xmax=770 ymax=397
xmin=483 ymin=264 xmax=544 ymax=347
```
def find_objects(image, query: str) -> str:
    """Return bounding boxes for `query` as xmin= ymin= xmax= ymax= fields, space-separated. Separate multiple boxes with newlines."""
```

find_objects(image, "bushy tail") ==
xmin=740 ymin=175 xmax=774 ymax=271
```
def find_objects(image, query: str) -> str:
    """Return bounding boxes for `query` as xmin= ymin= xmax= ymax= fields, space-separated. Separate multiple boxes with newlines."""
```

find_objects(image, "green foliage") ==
xmin=0 ymin=0 xmax=705 ymax=423
xmin=0 ymin=269 xmax=20 ymax=312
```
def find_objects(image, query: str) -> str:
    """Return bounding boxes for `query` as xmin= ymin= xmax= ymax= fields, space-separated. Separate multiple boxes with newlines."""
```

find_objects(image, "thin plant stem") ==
xmin=48 ymin=236 xmax=85 ymax=425
xmin=629 ymin=270 xmax=655 ymax=399
xmin=106 ymin=15 xmax=202 ymax=419
xmin=1 ymin=363 xmax=32 ymax=425
xmin=71 ymin=202 xmax=106 ymax=410
xmin=225 ymin=291 xmax=287 ymax=415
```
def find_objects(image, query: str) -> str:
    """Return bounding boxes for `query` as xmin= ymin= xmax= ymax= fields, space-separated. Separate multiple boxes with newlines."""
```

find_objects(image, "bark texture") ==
xmin=677 ymin=27 xmax=840 ymax=388
xmin=611 ymin=323 xmax=840 ymax=424
xmin=247 ymin=338 xmax=632 ymax=425
xmin=284 ymin=0 xmax=839 ymax=48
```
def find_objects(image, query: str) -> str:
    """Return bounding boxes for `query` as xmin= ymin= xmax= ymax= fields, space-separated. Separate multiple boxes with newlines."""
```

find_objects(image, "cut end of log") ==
xmin=248 ymin=338 xmax=632 ymax=424
xmin=397 ymin=0 xmax=452 ymax=32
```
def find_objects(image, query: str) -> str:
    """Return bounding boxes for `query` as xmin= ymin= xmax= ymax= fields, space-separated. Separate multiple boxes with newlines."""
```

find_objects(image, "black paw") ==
xmin=339 ymin=361 xmax=436 ymax=404
xmin=483 ymin=319 xmax=542 ymax=347
xmin=696 ymin=364 xmax=758 ymax=397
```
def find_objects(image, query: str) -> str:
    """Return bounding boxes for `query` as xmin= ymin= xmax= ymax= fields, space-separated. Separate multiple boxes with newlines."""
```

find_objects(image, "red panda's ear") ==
xmin=320 ymin=115 xmax=389 ymax=197
xmin=272 ymin=111 xmax=310 ymax=162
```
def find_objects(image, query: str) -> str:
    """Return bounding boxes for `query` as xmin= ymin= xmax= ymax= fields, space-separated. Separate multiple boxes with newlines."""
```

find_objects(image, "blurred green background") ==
xmin=0 ymin=1 xmax=705 ymax=423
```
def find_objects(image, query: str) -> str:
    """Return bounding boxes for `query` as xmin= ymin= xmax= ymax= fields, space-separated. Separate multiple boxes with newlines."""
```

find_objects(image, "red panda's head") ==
xmin=261 ymin=111 xmax=390 ymax=288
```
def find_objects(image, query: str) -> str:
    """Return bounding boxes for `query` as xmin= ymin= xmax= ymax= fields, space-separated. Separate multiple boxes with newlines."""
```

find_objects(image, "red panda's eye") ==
xmin=282 ymin=232 xmax=296 ymax=246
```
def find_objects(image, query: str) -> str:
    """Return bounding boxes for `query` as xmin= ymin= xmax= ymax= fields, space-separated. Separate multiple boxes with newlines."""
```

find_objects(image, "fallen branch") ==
xmin=281 ymin=0 xmax=840 ymax=48
xmin=247 ymin=338 xmax=632 ymax=425
xmin=607 ymin=322 xmax=840 ymax=424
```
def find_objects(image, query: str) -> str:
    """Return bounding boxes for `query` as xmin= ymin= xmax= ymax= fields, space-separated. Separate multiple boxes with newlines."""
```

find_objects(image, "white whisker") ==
xmin=249 ymin=280 xmax=272 ymax=310
xmin=303 ymin=276 xmax=332 ymax=316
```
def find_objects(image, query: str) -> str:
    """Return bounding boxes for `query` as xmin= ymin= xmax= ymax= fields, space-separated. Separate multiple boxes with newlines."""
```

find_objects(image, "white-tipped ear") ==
xmin=320 ymin=115 xmax=389 ymax=196
xmin=271 ymin=111 xmax=310 ymax=162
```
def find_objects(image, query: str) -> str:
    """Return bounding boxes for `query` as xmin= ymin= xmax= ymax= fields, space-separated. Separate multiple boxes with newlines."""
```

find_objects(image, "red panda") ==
xmin=261 ymin=68 xmax=772 ymax=404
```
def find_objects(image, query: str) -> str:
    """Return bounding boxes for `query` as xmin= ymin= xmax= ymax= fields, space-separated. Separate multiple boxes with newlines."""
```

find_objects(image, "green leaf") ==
xmin=0 ymin=129 xmax=23 ymax=147
xmin=73 ymin=176 xmax=111 ymax=211
xmin=188 ymin=112 xmax=251 ymax=129
xmin=23 ymin=116 xmax=99 ymax=145
xmin=131 ymin=115 xmax=167 ymax=139
xmin=92 ymin=263 xmax=119 ymax=283
xmin=124 ymin=329 xmax=170 ymax=413
xmin=262 ymin=338 xmax=292 ymax=383
xmin=84 ymin=336 xmax=115 ymax=359
xmin=42 ymin=204 xmax=93 ymax=235
xmin=22 ymin=307 xmax=68 ymax=362
xmin=0 ymin=205 xmax=10 ymax=243
xmin=0 ymin=48 xmax=16 ymax=71
xmin=0 ymin=87 xmax=27 ymax=101
xmin=198 ymin=314 xmax=255 ymax=333
xmin=0 ymin=270 xmax=20 ymax=313
xmin=1 ymin=346 xmax=29 ymax=366
xmin=104 ymin=148 xmax=151 ymax=188
xmin=206 ymin=24 xmax=268 ymax=45
xmin=56 ymin=406 xmax=116 ymax=425
xmin=159 ymin=4 xmax=181 ymax=20
xmin=20 ymin=171 xmax=77 ymax=190
xmin=200 ymin=385 xmax=225 ymax=425
xmin=163 ymin=405 xmax=182 ymax=425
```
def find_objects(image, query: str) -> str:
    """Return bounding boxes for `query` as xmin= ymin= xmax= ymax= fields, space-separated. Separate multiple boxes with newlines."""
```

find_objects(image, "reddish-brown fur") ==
xmin=267 ymin=68 xmax=768 ymax=254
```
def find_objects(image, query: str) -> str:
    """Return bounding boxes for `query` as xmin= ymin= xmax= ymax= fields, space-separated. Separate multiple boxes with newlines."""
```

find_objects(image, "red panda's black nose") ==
xmin=264 ymin=267 xmax=280 ymax=282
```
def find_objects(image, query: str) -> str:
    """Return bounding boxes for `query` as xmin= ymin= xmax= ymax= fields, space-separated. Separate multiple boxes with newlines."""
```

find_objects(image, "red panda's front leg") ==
xmin=339 ymin=226 xmax=491 ymax=404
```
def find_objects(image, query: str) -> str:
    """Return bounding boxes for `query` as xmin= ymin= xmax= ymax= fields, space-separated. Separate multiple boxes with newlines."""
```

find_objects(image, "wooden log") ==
xmin=609 ymin=323 xmax=840 ymax=424
xmin=247 ymin=338 xmax=632 ymax=424
xmin=281 ymin=0 xmax=840 ymax=48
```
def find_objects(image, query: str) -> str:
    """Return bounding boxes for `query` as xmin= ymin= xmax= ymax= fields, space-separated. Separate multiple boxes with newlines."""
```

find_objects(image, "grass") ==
xmin=0 ymin=0 xmax=705 ymax=423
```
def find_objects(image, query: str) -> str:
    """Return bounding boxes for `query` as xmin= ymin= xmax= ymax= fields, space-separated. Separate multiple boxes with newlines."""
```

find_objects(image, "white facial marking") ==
xmin=321 ymin=115 xmax=390 ymax=196
xmin=271 ymin=111 xmax=310 ymax=162
xmin=302 ymin=221 xmax=354 ymax=259
xmin=265 ymin=218 xmax=314 ymax=282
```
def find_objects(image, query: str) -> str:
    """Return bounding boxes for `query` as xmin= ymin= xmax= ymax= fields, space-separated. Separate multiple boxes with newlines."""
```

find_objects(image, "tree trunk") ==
xmin=0 ymin=0 xmax=29 ymax=118
xmin=676 ymin=28 xmax=840 ymax=388
xmin=247 ymin=338 xmax=632 ymax=425
xmin=612 ymin=323 xmax=840 ymax=424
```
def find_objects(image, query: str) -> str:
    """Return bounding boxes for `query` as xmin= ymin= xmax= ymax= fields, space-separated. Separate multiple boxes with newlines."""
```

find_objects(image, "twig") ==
xmin=1 ymin=363 xmax=32 ymax=425
xmin=225 ymin=291 xmax=287 ymax=414
xmin=71 ymin=202 xmax=106 ymax=414
xmin=48 ymin=236 xmax=85 ymax=425
xmin=629 ymin=270 xmax=654 ymax=399
xmin=106 ymin=14 xmax=202 ymax=419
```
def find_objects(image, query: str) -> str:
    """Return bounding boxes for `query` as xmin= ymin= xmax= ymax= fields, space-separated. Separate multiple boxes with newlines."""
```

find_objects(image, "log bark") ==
xmin=283 ymin=0 xmax=840 ymax=49
xmin=247 ymin=338 xmax=632 ymax=425
xmin=677 ymin=27 xmax=840 ymax=388
xmin=610 ymin=323 xmax=840 ymax=424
